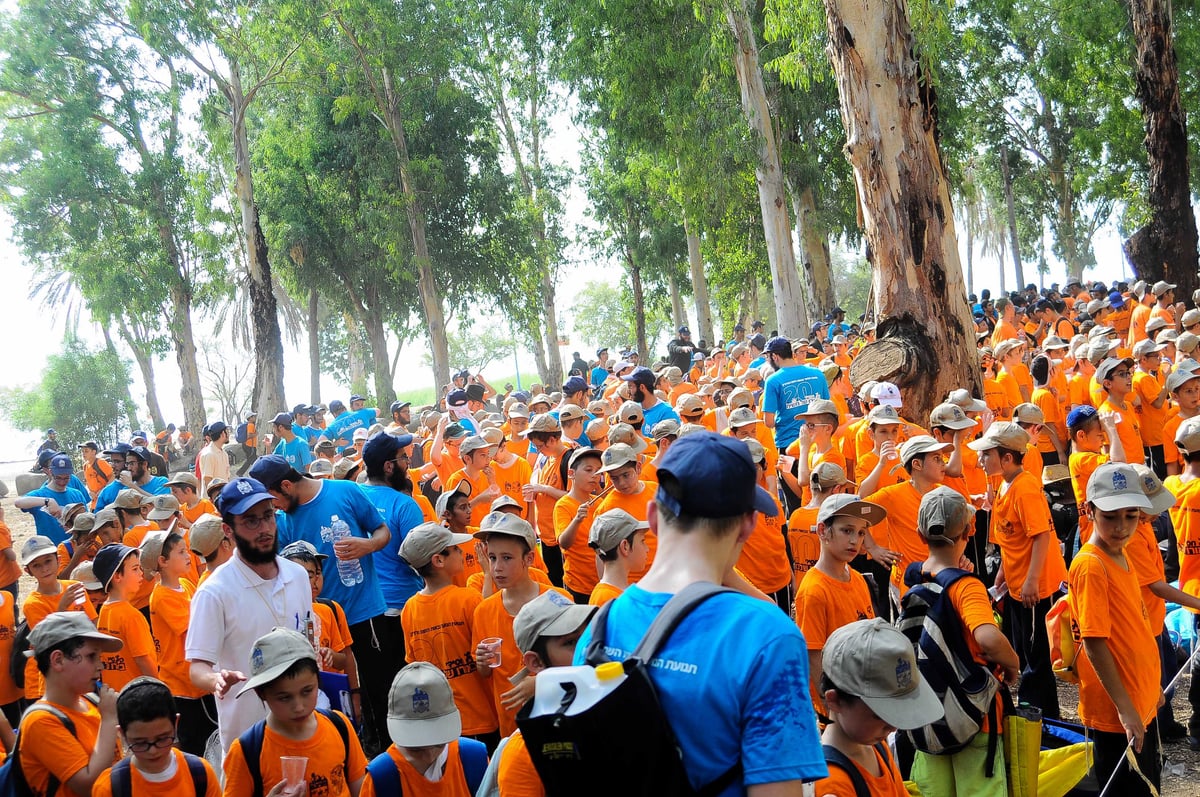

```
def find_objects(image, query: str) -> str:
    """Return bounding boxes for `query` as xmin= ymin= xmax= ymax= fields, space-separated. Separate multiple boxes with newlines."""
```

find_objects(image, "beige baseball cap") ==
xmin=822 ymin=619 xmax=942 ymax=730
xmin=795 ymin=399 xmax=839 ymax=421
xmin=387 ymin=663 xmax=462 ymax=747
xmin=916 ymin=486 xmax=975 ymax=545
xmin=1012 ymin=403 xmax=1045 ymax=425
xmin=1176 ymin=416 xmax=1200 ymax=455
xmin=139 ymin=531 xmax=169 ymax=575
xmin=1177 ymin=332 xmax=1200 ymax=356
xmin=567 ymin=446 xmax=603 ymax=470
xmin=811 ymin=462 xmax=854 ymax=490
xmin=490 ymin=494 xmax=523 ymax=513
xmin=20 ymin=536 xmax=57 ymax=568
xmin=112 ymin=489 xmax=143 ymax=510
xmin=1086 ymin=462 xmax=1152 ymax=512
xmin=929 ymin=402 xmax=977 ymax=431
xmin=474 ymin=511 xmax=538 ymax=549
xmin=967 ymin=421 xmax=1030 ymax=452
xmin=585 ymin=418 xmax=610 ymax=443
xmin=606 ymin=423 xmax=648 ymax=454
xmin=459 ymin=435 xmax=495 ymax=457
xmin=147 ymin=494 xmax=181 ymax=521
xmin=237 ymin=628 xmax=317 ymax=698
xmin=675 ymin=394 xmax=705 ymax=417
xmin=1145 ymin=316 xmax=1168 ymax=336
xmin=1167 ymin=368 xmax=1200 ymax=394
xmin=1095 ymin=356 xmax=1135 ymax=383
xmin=521 ymin=413 xmax=561 ymax=437
xmin=188 ymin=514 xmax=226 ymax=558
xmin=507 ymin=402 xmax=531 ymax=419
xmin=93 ymin=507 xmax=119 ymax=529
xmin=744 ymin=438 xmax=766 ymax=464
xmin=1131 ymin=464 xmax=1176 ymax=515
xmin=727 ymin=388 xmax=754 ymax=409
xmin=866 ymin=405 xmax=902 ymax=426
xmin=651 ymin=419 xmax=681 ymax=441
xmin=617 ymin=401 xmax=644 ymax=425
xmin=1183 ymin=309 xmax=1200 ymax=328
xmin=728 ymin=407 xmax=761 ymax=428
xmin=399 ymin=522 xmax=474 ymax=569
xmin=946 ymin=389 xmax=988 ymax=413
xmin=165 ymin=472 xmax=199 ymax=490
xmin=308 ymin=459 xmax=334 ymax=477
xmin=513 ymin=591 xmax=597 ymax=655
xmin=1133 ymin=339 xmax=1167 ymax=359
xmin=817 ymin=494 xmax=887 ymax=528
xmin=588 ymin=508 xmax=648 ymax=553
xmin=434 ymin=479 xmax=472 ymax=517
xmin=69 ymin=561 xmax=103 ymax=591
xmin=597 ymin=443 xmax=639 ymax=474
xmin=899 ymin=435 xmax=951 ymax=465
xmin=558 ymin=405 xmax=588 ymax=423
xmin=27 ymin=612 xmax=122 ymax=658
xmin=1041 ymin=336 xmax=1070 ymax=351
xmin=70 ymin=513 xmax=96 ymax=534
xmin=993 ymin=339 xmax=1022 ymax=360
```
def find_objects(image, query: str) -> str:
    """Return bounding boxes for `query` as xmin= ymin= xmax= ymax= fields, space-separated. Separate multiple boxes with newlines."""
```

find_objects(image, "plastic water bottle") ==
xmin=529 ymin=662 xmax=626 ymax=718
xmin=329 ymin=515 xmax=363 ymax=586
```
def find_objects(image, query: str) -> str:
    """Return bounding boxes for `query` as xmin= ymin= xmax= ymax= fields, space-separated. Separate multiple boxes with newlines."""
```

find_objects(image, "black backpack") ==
xmin=516 ymin=582 xmax=742 ymax=797
xmin=0 ymin=703 xmax=78 ymax=797
xmin=9 ymin=622 xmax=29 ymax=690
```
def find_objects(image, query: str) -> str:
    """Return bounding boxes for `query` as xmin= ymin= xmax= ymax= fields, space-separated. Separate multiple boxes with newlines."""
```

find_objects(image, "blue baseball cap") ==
xmin=92 ymin=543 xmax=138 ymax=590
xmin=34 ymin=450 xmax=58 ymax=469
xmin=291 ymin=404 xmax=311 ymax=416
xmin=362 ymin=431 xmax=414 ymax=469
xmin=446 ymin=389 xmax=468 ymax=407
xmin=1066 ymin=405 xmax=1098 ymax=430
xmin=562 ymin=376 xmax=588 ymax=395
xmin=49 ymin=454 xmax=73 ymax=475
xmin=248 ymin=455 xmax=298 ymax=490
xmin=621 ymin=366 xmax=656 ymax=390
xmin=1108 ymin=291 xmax=1126 ymax=310
xmin=655 ymin=432 xmax=778 ymax=518
xmin=103 ymin=443 xmax=133 ymax=456
xmin=217 ymin=477 xmax=276 ymax=515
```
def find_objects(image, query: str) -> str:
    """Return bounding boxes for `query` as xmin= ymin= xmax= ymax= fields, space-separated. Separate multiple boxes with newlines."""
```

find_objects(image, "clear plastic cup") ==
xmin=280 ymin=756 xmax=308 ymax=789
xmin=481 ymin=637 xmax=503 ymax=669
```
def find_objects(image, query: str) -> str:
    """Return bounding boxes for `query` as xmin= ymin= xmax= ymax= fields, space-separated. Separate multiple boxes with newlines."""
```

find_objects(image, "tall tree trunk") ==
xmin=723 ymin=0 xmax=809 ymax=336
xmin=379 ymin=67 xmax=451 ymax=391
xmin=750 ymin=281 xmax=760 ymax=324
xmin=1042 ymin=104 xmax=1088 ymax=283
xmin=999 ymin=143 xmax=1025 ymax=289
xmin=824 ymin=0 xmax=980 ymax=424
xmin=229 ymin=62 xmax=286 ymax=418
xmin=308 ymin=288 xmax=321 ymax=404
xmin=965 ymin=217 xmax=974 ymax=296
xmin=539 ymin=270 xmax=564 ymax=390
xmin=526 ymin=319 xmax=551 ymax=389
xmin=102 ymin=325 xmax=142 ymax=434
xmin=668 ymin=271 xmax=686 ymax=332
xmin=167 ymin=283 xmax=207 ymax=430
xmin=342 ymin=312 xmax=369 ymax=396
xmin=117 ymin=320 xmax=166 ymax=432
xmin=626 ymin=242 xmax=649 ymax=362
xmin=1123 ymin=0 xmax=1200 ymax=302
xmin=362 ymin=287 xmax=397 ymax=407
xmin=682 ymin=215 xmax=715 ymax=344
xmin=789 ymin=179 xmax=837 ymax=318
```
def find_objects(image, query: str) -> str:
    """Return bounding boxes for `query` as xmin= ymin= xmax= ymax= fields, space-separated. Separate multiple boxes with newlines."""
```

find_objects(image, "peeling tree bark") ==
xmin=682 ymin=215 xmax=715 ymax=344
xmin=668 ymin=272 xmax=686 ymax=332
xmin=999 ymin=143 xmax=1025 ymax=289
xmin=824 ymin=0 xmax=980 ymax=423
xmin=1122 ymin=0 xmax=1199 ymax=302
xmin=723 ymin=0 xmax=809 ymax=336
xmin=789 ymin=180 xmax=837 ymax=318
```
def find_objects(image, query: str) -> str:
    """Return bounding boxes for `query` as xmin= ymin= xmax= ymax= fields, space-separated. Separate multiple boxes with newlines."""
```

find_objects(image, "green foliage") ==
xmin=423 ymin=323 xmax=517 ymax=374
xmin=569 ymin=281 xmax=670 ymax=354
xmin=0 ymin=337 xmax=135 ymax=449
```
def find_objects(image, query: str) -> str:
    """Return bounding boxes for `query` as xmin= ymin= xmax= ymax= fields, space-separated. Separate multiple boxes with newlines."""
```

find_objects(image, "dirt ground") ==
xmin=3 ymin=463 xmax=1200 ymax=795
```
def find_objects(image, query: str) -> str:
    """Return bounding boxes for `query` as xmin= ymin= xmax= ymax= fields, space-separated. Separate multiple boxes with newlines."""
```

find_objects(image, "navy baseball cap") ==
xmin=562 ymin=376 xmax=588 ymax=394
xmin=678 ymin=326 xmax=690 ymax=335
xmin=49 ymin=454 xmax=73 ymax=475
xmin=655 ymin=432 xmax=777 ymax=519
xmin=350 ymin=394 xmax=366 ymax=403
xmin=596 ymin=347 xmax=608 ymax=357
xmin=362 ymin=432 xmax=415 ymax=468
xmin=329 ymin=399 xmax=346 ymax=412
xmin=126 ymin=445 xmax=150 ymax=462
xmin=208 ymin=421 xmax=228 ymax=437
xmin=749 ymin=334 xmax=767 ymax=349
xmin=390 ymin=400 xmax=411 ymax=413
xmin=270 ymin=412 xmax=293 ymax=426
xmin=248 ymin=455 xmax=298 ymax=490
xmin=131 ymin=430 xmax=149 ymax=442
xmin=1066 ymin=405 xmax=1098 ymax=430
xmin=764 ymin=336 xmax=792 ymax=355
xmin=621 ymin=366 xmax=657 ymax=390
xmin=733 ymin=324 xmax=744 ymax=332
xmin=218 ymin=476 xmax=276 ymax=515
xmin=103 ymin=443 xmax=133 ymax=456
xmin=291 ymin=404 xmax=311 ymax=416
xmin=35 ymin=450 xmax=58 ymax=469
xmin=447 ymin=389 xmax=468 ymax=407
xmin=92 ymin=543 xmax=138 ymax=590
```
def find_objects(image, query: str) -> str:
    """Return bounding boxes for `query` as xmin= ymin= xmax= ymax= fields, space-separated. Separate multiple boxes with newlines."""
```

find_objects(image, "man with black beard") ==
xmin=360 ymin=432 xmax=424 ymax=634
xmin=185 ymin=476 xmax=312 ymax=754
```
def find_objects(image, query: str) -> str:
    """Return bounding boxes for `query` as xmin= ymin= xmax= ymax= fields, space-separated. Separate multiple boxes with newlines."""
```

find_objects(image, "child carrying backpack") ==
xmin=899 ymin=487 xmax=1020 ymax=797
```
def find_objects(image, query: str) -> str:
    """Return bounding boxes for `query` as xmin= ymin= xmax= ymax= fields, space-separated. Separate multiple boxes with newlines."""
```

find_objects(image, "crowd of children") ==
xmin=4 ymin=278 xmax=1200 ymax=795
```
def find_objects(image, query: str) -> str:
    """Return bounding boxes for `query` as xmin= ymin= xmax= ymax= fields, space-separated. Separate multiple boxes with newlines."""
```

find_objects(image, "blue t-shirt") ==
xmin=574 ymin=585 xmax=825 ymax=792
xmin=324 ymin=409 xmax=377 ymax=447
xmin=761 ymin=364 xmax=830 ymax=449
xmin=275 ymin=479 xmax=387 ymax=625
xmin=274 ymin=437 xmax=314 ymax=470
xmin=640 ymin=401 xmax=681 ymax=437
xmin=292 ymin=424 xmax=321 ymax=445
xmin=26 ymin=485 xmax=90 ymax=544
xmin=826 ymin=322 xmax=850 ymax=341
xmin=93 ymin=477 xmax=169 ymax=513
xmin=360 ymin=484 xmax=425 ymax=610
xmin=590 ymin=366 xmax=608 ymax=388
xmin=748 ymin=356 xmax=766 ymax=371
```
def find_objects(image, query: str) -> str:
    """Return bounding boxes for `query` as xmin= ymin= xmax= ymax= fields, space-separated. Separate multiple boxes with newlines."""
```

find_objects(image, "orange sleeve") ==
xmin=222 ymin=739 xmax=253 ymax=797
xmin=497 ymin=733 xmax=547 ymax=797
xmin=20 ymin=710 xmax=91 ymax=791
xmin=121 ymin=603 xmax=157 ymax=660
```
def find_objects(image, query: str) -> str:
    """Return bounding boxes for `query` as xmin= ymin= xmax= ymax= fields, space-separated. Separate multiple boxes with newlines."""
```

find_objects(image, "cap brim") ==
xmin=876 ymin=398 xmax=903 ymax=408
xmin=537 ymin=605 xmax=597 ymax=643
xmin=863 ymin=677 xmax=944 ymax=730
xmin=1090 ymin=493 xmax=1153 ymax=512
xmin=820 ymin=501 xmax=887 ymax=527
xmin=236 ymin=653 xmax=317 ymax=698
xmin=147 ymin=510 xmax=175 ymax=521
xmin=225 ymin=492 xmax=275 ymax=516
xmin=80 ymin=630 xmax=124 ymax=654
xmin=388 ymin=709 xmax=461 ymax=747
xmin=1146 ymin=491 xmax=1175 ymax=516
xmin=447 ymin=532 xmax=474 ymax=547
xmin=598 ymin=459 xmax=637 ymax=474
xmin=941 ymin=418 xmax=979 ymax=430
xmin=752 ymin=486 xmax=779 ymax=517
xmin=966 ymin=439 xmax=999 ymax=451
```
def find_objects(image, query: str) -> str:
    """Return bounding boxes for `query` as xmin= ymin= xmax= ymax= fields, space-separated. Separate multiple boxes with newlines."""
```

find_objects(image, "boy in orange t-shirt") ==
xmin=94 ymin=543 xmax=157 ymax=692
xmin=737 ymin=440 xmax=793 ymax=608
xmin=446 ymin=436 xmax=502 ymax=527
xmin=20 ymin=535 xmax=98 ymax=701
xmin=794 ymin=494 xmax=884 ymax=712
xmin=1096 ymin=356 xmax=1145 ymax=467
xmin=554 ymin=448 xmax=605 ymax=602
xmin=399 ymin=522 xmax=498 ymax=745
xmin=907 ymin=487 xmax=1019 ymax=796
xmin=587 ymin=509 xmax=649 ymax=606
xmin=1066 ymin=405 xmax=1125 ymax=557
xmin=18 ymin=612 xmax=123 ymax=797
xmin=970 ymin=422 xmax=1067 ymax=719
xmin=222 ymin=628 xmax=367 ymax=797
xmin=594 ymin=444 xmax=658 ymax=583
xmin=788 ymin=463 xmax=855 ymax=589
xmin=1164 ymin=416 xmax=1200 ymax=744
xmin=1070 ymin=463 xmax=1163 ymax=795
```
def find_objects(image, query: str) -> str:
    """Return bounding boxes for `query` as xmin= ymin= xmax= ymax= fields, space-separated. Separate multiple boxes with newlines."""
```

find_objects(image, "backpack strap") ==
xmin=15 ymin=703 xmax=75 ymax=797
xmin=629 ymin=582 xmax=735 ymax=664
xmin=458 ymin=737 xmax=488 ymax=795
xmin=474 ymin=734 xmax=512 ymax=797
xmin=318 ymin=708 xmax=351 ymax=764
xmin=109 ymin=758 xmax=133 ymax=797
xmin=237 ymin=720 xmax=267 ymax=797
xmin=365 ymin=752 xmax=401 ymax=797
xmin=821 ymin=745 xmax=871 ymax=797
xmin=931 ymin=567 xmax=973 ymax=592
xmin=183 ymin=752 xmax=208 ymax=797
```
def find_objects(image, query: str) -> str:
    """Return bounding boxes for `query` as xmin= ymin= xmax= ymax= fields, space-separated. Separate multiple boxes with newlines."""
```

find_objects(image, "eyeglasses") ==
xmin=126 ymin=735 xmax=177 ymax=753
xmin=238 ymin=510 xmax=275 ymax=530
xmin=1110 ymin=370 xmax=1132 ymax=379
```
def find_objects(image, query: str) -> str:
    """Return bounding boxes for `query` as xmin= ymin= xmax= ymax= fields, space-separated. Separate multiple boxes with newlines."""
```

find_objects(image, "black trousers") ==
xmin=176 ymin=694 xmax=218 ymax=756
xmin=349 ymin=614 xmax=405 ymax=755
xmin=540 ymin=543 xmax=564 ymax=588
xmin=1003 ymin=594 xmax=1060 ymax=719
xmin=1091 ymin=720 xmax=1161 ymax=797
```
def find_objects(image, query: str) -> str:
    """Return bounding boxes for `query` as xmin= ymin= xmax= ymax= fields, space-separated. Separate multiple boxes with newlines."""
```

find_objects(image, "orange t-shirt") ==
xmin=554 ymin=494 xmax=599 ymax=596
xmin=811 ymin=742 xmax=907 ymax=797
xmin=1069 ymin=449 xmax=1107 ymax=542
xmin=82 ymin=458 xmax=114 ymax=503
xmin=1165 ymin=475 xmax=1200 ymax=608
xmin=472 ymin=583 xmax=569 ymax=736
xmin=180 ymin=498 xmax=217 ymax=524
xmin=149 ymin=581 xmax=207 ymax=698
xmin=402 ymin=585 xmax=496 ymax=735
xmin=866 ymin=482 xmax=926 ymax=591
xmin=0 ymin=592 xmax=21 ymax=705
xmin=1125 ymin=520 xmax=1167 ymax=630
xmin=996 ymin=369 xmax=1024 ymax=414
xmin=1128 ymin=303 xmax=1151 ymax=348
xmin=223 ymin=710 xmax=367 ymax=797
xmin=445 ymin=469 xmax=494 ymax=528
xmin=1099 ymin=398 xmax=1143 ymax=462
xmin=990 ymin=472 xmax=1068 ymax=600
xmin=0 ymin=522 xmax=23 ymax=588
xmin=312 ymin=600 xmax=350 ymax=674
xmin=98 ymin=600 xmax=156 ymax=692
xmin=122 ymin=521 xmax=161 ymax=550
xmin=735 ymin=494 xmax=792 ymax=594
xmin=1151 ymin=304 xmax=1175 ymax=328
xmin=93 ymin=748 xmax=221 ymax=797
xmin=361 ymin=742 xmax=474 ymax=797
xmin=533 ymin=455 xmax=564 ymax=546
xmin=23 ymin=581 xmax=97 ymax=699
xmin=982 ymin=377 xmax=1009 ymax=419
xmin=991 ymin=319 xmax=1020 ymax=348
xmin=795 ymin=565 xmax=874 ymax=707
xmin=855 ymin=451 xmax=907 ymax=491
xmin=1132 ymin=371 xmax=1166 ymax=447
xmin=18 ymin=698 xmax=118 ymax=797
xmin=1068 ymin=372 xmax=1093 ymax=409
xmin=449 ymin=533 xmax=482 ymax=589
xmin=595 ymin=487 xmax=657 ymax=582
xmin=497 ymin=731 xmax=545 ymax=797
xmin=1031 ymin=387 xmax=1065 ymax=454
xmin=1069 ymin=544 xmax=1160 ymax=734
xmin=1163 ymin=411 xmax=1193 ymax=471
xmin=491 ymin=455 xmax=533 ymax=513
xmin=786 ymin=507 xmax=821 ymax=582
xmin=588 ymin=582 xmax=624 ymax=606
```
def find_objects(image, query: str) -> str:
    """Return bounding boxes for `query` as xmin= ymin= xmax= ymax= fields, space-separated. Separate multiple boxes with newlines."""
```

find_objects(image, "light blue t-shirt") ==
xmin=275 ymin=479 xmax=387 ymax=625
xmin=761 ymin=364 xmax=830 ymax=449
xmin=640 ymin=401 xmax=680 ymax=437
xmin=325 ymin=409 xmax=377 ymax=447
xmin=360 ymin=484 xmax=425 ymax=610
xmin=274 ymin=437 xmax=314 ymax=470
xmin=93 ymin=476 xmax=169 ymax=513
xmin=574 ymin=585 xmax=826 ymax=793
xmin=26 ymin=485 xmax=90 ymax=544
xmin=590 ymin=366 xmax=608 ymax=388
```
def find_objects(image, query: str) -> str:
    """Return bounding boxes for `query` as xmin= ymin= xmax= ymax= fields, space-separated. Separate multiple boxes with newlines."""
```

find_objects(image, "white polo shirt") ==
xmin=186 ymin=552 xmax=312 ymax=753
